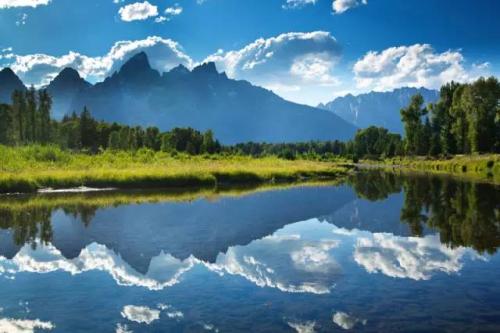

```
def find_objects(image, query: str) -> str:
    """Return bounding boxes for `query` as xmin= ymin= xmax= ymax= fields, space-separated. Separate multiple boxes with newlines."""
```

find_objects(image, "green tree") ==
xmin=79 ymin=106 xmax=98 ymax=151
xmin=0 ymin=104 xmax=13 ymax=144
xmin=108 ymin=131 xmax=121 ymax=150
xmin=26 ymin=86 xmax=37 ymax=142
xmin=38 ymin=90 xmax=52 ymax=144
xmin=401 ymin=94 xmax=427 ymax=156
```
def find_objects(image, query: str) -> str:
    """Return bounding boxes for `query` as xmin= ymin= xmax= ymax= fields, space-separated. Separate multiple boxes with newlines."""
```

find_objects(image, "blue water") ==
xmin=0 ymin=172 xmax=499 ymax=332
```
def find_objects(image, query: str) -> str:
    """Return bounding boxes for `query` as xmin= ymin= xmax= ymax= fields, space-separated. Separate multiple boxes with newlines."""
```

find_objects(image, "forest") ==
xmin=0 ymin=76 xmax=498 ymax=161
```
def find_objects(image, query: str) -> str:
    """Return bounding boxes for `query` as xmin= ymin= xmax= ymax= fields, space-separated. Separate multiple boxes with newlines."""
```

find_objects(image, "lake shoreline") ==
xmin=357 ymin=154 xmax=500 ymax=184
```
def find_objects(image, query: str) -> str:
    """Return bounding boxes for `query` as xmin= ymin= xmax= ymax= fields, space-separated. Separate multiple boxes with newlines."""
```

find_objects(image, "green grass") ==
xmin=0 ymin=145 xmax=349 ymax=193
xmin=370 ymin=154 xmax=500 ymax=184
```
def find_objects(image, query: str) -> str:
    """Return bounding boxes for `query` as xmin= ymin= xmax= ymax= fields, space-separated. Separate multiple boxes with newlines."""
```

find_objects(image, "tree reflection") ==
xmin=351 ymin=172 xmax=500 ymax=253
xmin=0 ymin=205 xmax=96 ymax=247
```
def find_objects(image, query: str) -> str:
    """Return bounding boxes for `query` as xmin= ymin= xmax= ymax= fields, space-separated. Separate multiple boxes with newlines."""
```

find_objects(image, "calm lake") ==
xmin=0 ymin=171 xmax=499 ymax=332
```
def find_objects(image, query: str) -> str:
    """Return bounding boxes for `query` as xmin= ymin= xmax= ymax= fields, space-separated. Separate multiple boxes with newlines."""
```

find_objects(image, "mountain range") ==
xmin=0 ymin=52 xmax=442 ymax=142
xmin=0 ymin=52 xmax=358 ymax=144
xmin=318 ymin=87 xmax=439 ymax=134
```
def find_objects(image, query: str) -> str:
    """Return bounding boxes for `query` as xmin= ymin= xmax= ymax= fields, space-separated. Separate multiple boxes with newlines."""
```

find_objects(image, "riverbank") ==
xmin=363 ymin=154 xmax=500 ymax=184
xmin=0 ymin=145 xmax=348 ymax=194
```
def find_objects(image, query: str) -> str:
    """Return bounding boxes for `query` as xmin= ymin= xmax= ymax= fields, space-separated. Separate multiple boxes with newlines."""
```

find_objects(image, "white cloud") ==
xmin=165 ymin=4 xmax=182 ymax=16
xmin=154 ymin=16 xmax=167 ymax=23
xmin=0 ymin=0 xmax=50 ymax=9
xmin=155 ymin=4 xmax=182 ymax=23
xmin=121 ymin=305 xmax=160 ymax=324
xmin=332 ymin=312 xmax=366 ymax=330
xmin=353 ymin=44 xmax=489 ymax=92
xmin=118 ymin=1 xmax=158 ymax=22
xmin=332 ymin=0 xmax=367 ymax=14
xmin=282 ymin=0 xmax=317 ymax=9
xmin=204 ymin=31 xmax=342 ymax=105
xmin=354 ymin=233 xmax=476 ymax=280
xmin=4 ymin=36 xmax=193 ymax=86
xmin=0 ymin=318 xmax=54 ymax=333
xmin=290 ymin=53 xmax=340 ymax=85
xmin=287 ymin=321 xmax=316 ymax=333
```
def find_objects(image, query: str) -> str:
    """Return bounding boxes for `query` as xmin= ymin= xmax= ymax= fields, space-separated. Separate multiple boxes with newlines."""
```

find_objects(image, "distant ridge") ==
xmin=318 ymin=87 xmax=439 ymax=134
xmin=0 ymin=53 xmax=358 ymax=143
xmin=38 ymin=52 xmax=357 ymax=144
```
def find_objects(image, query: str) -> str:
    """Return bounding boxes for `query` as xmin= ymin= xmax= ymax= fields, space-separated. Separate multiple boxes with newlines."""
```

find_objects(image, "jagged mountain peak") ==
xmin=0 ymin=67 xmax=26 ymax=103
xmin=192 ymin=62 xmax=218 ymax=75
xmin=49 ymin=67 xmax=90 ymax=89
xmin=118 ymin=51 xmax=154 ymax=75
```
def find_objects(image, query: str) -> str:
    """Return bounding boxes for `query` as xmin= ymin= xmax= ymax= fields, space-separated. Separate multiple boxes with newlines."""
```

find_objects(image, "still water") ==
xmin=0 ymin=171 xmax=499 ymax=332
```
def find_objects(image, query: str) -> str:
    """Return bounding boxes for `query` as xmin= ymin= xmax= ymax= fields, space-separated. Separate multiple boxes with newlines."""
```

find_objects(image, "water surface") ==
xmin=0 ymin=171 xmax=499 ymax=332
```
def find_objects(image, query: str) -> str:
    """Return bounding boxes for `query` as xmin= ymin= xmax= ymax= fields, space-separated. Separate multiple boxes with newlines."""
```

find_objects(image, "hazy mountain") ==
xmin=0 ymin=68 xmax=26 ymax=103
xmin=318 ymin=87 xmax=439 ymax=134
xmin=46 ymin=67 xmax=92 ymax=118
xmin=57 ymin=52 xmax=356 ymax=143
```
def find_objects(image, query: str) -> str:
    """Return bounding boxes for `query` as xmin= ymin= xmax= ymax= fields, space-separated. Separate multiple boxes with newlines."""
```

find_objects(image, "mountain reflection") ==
xmin=0 ymin=171 xmax=498 ymax=288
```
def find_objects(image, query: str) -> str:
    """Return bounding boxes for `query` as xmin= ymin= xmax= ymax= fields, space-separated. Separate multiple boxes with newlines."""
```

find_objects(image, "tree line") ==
xmin=0 ymin=89 xmax=221 ymax=155
xmin=401 ymin=76 xmax=500 ymax=156
xmin=0 ymin=76 xmax=498 ymax=160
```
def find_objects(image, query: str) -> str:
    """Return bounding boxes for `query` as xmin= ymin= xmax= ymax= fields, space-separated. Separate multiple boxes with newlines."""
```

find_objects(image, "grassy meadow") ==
xmin=375 ymin=154 xmax=500 ymax=184
xmin=0 ymin=145 xmax=349 ymax=193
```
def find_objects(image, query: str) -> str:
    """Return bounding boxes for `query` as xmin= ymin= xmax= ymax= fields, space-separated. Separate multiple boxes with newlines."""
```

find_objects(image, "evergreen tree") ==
xmin=11 ymin=90 xmax=26 ymax=144
xmin=26 ymin=86 xmax=37 ymax=142
xmin=80 ymin=106 xmax=98 ymax=151
xmin=38 ymin=90 xmax=52 ymax=144
xmin=0 ymin=104 xmax=13 ymax=144
xmin=108 ymin=131 xmax=121 ymax=150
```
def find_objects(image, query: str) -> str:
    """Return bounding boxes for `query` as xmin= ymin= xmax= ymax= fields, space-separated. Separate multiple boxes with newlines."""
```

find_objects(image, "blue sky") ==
xmin=0 ymin=0 xmax=498 ymax=105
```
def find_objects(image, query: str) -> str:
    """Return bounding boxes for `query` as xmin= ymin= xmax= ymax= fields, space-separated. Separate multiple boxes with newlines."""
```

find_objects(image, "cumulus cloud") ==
xmin=354 ymin=233 xmax=475 ymax=280
xmin=282 ymin=0 xmax=317 ymax=9
xmin=332 ymin=0 xmax=367 ymax=14
xmin=121 ymin=305 xmax=160 ymax=324
xmin=4 ymin=36 xmax=193 ymax=86
xmin=0 ymin=0 xmax=50 ymax=9
xmin=353 ymin=44 xmax=489 ymax=91
xmin=332 ymin=312 xmax=366 ymax=330
xmin=118 ymin=1 xmax=158 ymax=22
xmin=0 ymin=318 xmax=54 ymax=332
xmin=204 ymin=31 xmax=342 ymax=105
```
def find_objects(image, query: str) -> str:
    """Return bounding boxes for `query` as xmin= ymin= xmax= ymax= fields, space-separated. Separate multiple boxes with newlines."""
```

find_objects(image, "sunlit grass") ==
xmin=0 ymin=145 xmax=348 ymax=193
xmin=376 ymin=154 xmax=500 ymax=184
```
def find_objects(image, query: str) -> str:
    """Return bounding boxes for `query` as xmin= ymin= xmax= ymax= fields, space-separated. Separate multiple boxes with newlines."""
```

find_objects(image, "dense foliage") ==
xmin=0 ymin=89 xmax=221 ymax=155
xmin=0 ymin=76 xmax=498 ymax=161
xmin=401 ymin=77 xmax=500 ymax=156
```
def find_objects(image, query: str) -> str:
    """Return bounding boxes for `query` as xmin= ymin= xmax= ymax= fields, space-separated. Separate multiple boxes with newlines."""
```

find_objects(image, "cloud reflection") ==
xmin=0 ymin=317 xmax=54 ymax=333
xmin=121 ymin=305 xmax=160 ymax=324
xmin=332 ymin=312 xmax=366 ymax=330
xmin=354 ymin=233 xmax=474 ymax=280
xmin=0 ymin=218 xmax=481 ymax=296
